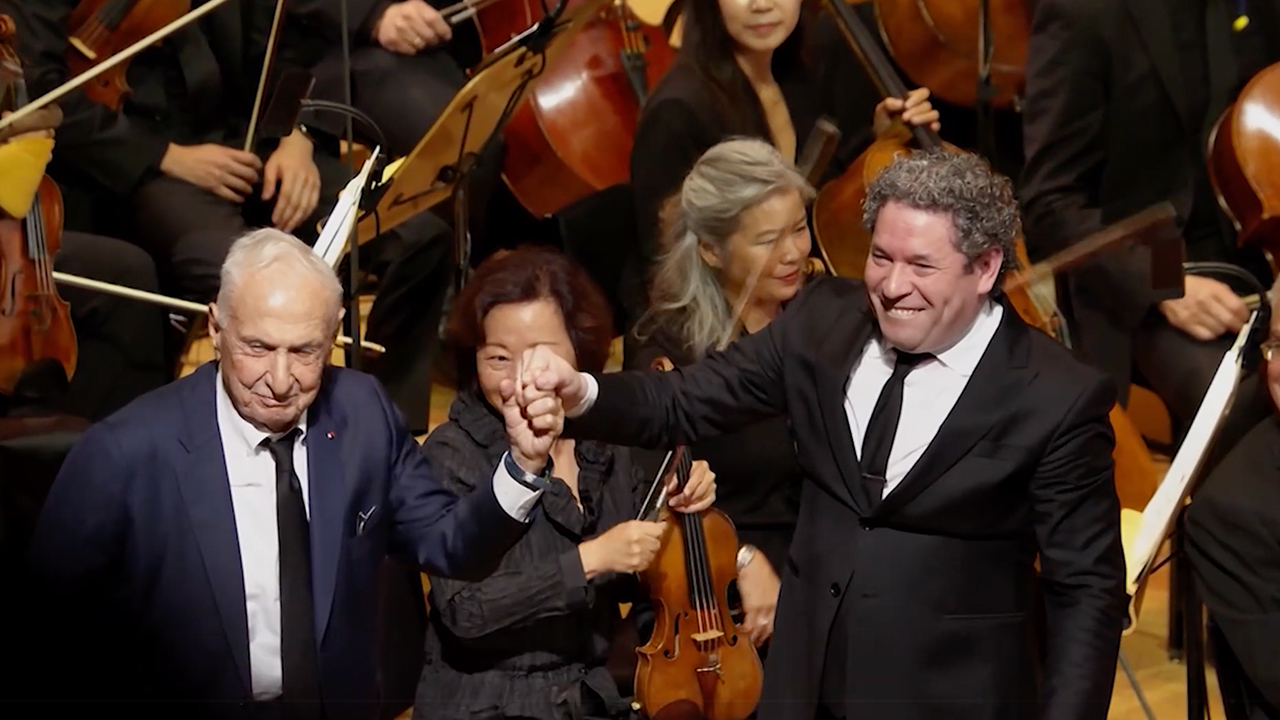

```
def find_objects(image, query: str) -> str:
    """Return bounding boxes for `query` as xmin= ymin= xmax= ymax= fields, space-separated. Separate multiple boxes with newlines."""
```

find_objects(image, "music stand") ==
xmin=354 ymin=0 xmax=612 ymax=290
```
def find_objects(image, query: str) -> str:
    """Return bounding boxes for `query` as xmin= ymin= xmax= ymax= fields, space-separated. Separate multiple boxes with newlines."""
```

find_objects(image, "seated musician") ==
xmin=3 ymin=0 xmax=457 ymax=432
xmin=624 ymin=0 xmax=940 ymax=325
xmin=19 ymin=228 xmax=563 ymax=716
xmin=1186 ymin=277 xmax=1280 ymax=720
xmin=287 ymin=0 xmax=470 ymax=159
xmin=412 ymin=245 xmax=717 ymax=720
xmin=517 ymin=149 xmax=1127 ymax=720
xmin=0 ymin=107 xmax=168 ymax=421
xmin=626 ymin=137 xmax=817 ymax=648
xmin=1019 ymin=0 xmax=1280 ymax=457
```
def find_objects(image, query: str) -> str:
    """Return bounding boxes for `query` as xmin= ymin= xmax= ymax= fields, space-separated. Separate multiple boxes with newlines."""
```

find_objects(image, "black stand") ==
xmin=339 ymin=0 xmax=360 ymax=371
xmin=975 ymin=0 xmax=998 ymax=162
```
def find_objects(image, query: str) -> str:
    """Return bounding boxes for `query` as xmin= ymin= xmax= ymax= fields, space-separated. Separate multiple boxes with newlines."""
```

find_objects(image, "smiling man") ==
xmin=516 ymin=149 xmax=1128 ymax=720
xmin=20 ymin=228 xmax=562 ymax=720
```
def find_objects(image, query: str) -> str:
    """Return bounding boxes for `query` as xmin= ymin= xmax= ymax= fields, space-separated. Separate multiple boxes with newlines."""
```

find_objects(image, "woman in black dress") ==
xmin=412 ymin=246 xmax=716 ymax=720
xmin=621 ymin=0 xmax=940 ymax=322
xmin=627 ymin=137 xmax=818 ymax=649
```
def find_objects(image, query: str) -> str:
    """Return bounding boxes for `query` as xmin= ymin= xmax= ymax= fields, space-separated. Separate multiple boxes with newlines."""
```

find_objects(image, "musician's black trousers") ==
xmin=122 ymin=151 xmax=453 ymax=432
xmin=0 ymin=232 xmax=170 ymax=422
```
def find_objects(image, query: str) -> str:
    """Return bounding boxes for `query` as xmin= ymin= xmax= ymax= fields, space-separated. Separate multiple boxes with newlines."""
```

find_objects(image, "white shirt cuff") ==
xmin=492 ymin=457 xmax=543 ymax=522
xmin=565 ymin=373 xmax=599 ymax=418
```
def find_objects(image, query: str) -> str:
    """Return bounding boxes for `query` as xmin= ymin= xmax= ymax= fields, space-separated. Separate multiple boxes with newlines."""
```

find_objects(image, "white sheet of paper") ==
xmin=313 ymin=147 xmax=381 ymax=268
xmin=1124 ymin=310 xmax=1259 ymax=593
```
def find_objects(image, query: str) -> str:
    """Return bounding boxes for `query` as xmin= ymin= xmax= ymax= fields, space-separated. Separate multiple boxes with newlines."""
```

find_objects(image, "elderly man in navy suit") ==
xmin=19 ymin=228 xmax=607 ymax=719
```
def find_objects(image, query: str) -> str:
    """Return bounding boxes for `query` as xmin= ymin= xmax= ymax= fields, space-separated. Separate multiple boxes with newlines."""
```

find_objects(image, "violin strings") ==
xmin=24 ymin=196 xmax=51 ymax=298
xmin=676 ymin=453 xmax=709 ymax=646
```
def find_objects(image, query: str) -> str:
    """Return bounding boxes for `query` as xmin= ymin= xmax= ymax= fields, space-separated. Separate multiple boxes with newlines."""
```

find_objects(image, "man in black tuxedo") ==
xmin=1019 ymin=0 xmax=1280 ymax=447
xmin=515 ymin=149 xmax=1129 ymax=720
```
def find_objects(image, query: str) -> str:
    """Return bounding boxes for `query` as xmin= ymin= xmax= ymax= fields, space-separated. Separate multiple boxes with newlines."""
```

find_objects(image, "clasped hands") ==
xmin=499 ymin=347 xmax=716 ymax=515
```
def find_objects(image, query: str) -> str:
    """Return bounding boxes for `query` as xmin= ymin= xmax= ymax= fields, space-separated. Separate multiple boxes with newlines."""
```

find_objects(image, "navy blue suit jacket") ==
xmin=24 ymin=362 xmax=528 ymax=719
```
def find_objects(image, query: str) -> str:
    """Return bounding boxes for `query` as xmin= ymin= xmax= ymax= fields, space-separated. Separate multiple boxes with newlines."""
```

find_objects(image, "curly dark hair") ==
xmin=444 ymin=246 xmax=615 ymax=388
xmin=862 ymin=149 xmax=1022 ymax=284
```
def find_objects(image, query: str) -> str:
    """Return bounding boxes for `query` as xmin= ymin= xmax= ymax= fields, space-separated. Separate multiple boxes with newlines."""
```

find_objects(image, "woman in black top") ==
xmin=412 ymin=246 xmax=716 ymax=720
xmin=623 ymin=0 xmax=940 ymax=317
xmin=627 ymin=137 xmax=819 ymax=649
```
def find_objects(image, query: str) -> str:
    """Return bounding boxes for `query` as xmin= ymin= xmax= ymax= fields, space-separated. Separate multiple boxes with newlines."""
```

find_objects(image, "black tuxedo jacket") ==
xmin=1019 ymin=0 xmax=1280 ymax=395
xmin=570 ymin=277 xmax=1128 ymax=720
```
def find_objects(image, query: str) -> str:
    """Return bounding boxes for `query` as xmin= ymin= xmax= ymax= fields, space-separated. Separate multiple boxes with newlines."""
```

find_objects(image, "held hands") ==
xmin=500 ymin=354 xmax=566 ymax=475
xmin=516 ymin=346 xmax=591 ymax=417
xmin=160 ymin=143 xmax=262 ymax=203
xmin=261 ymin=129 xmax=321 ymax=233
xmin=873 ymin=87 xmax=941 ymax=139
xmin=1160 ymin=275 xmax=1250 ymax=341
xmin=373 ymin=0 xmax=452 ymax=55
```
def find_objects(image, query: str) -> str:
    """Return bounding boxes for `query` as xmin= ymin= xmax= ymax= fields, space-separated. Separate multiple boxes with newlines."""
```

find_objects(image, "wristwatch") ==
xmin=736 ymin=544 xmax=758 ymax=572
xmin=504 ymin=451 xmax=553 ymax=491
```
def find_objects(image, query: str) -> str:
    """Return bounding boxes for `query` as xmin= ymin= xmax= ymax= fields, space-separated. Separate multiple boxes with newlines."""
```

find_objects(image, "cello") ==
xmin=0 ymin=15 xmax=78 ymax=395
xmin=1207 ymin=59 xmax=1280 ymax=276
xmin=632 ymin=356 xmax=763 ymax=720
xmin=500 ymin=0 xmax=674 ymax=217
xmin=871 ymin=0 xmax=1029 ymax=109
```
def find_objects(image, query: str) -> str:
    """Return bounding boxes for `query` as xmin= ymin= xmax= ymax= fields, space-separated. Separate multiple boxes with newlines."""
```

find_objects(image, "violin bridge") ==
xmin=690 ymin=630 xmax=724 ymax=642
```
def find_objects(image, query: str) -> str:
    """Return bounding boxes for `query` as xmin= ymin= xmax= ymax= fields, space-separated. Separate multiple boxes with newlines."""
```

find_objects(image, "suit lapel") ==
xmin=871 ymin=302 xmax=1038 ymax=520
xmin=176 ymin=363 xmax=252 ymax=694
xmin=306 ymin=373 xmax=349 ymax=645
xmin=813 ymin=298 xmax=878 ymax=514
xmin=1127 ymin=0 xmax=1195 ymax=132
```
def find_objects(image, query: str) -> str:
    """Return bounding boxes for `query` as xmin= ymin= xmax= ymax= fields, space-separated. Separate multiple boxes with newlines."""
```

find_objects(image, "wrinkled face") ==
xmin=717 ymin=0 xmax=802 ymax=56
xmin=476 ymin=299 xmax=578 ymax=412
xmin=209 ymin=267 xmax=339 ymax=433
xmin=864 ymin=201 xmax=1001 ymax=353
xmin=702 ymin=188 xmax=811 ymax=308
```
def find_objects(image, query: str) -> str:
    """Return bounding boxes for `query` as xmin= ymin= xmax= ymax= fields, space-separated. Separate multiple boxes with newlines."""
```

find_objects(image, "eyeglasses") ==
xmin=1262 ymin=339 xmax=1280 ymax=362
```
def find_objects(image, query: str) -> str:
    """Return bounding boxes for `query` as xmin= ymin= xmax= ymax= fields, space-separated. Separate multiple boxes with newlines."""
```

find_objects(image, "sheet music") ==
xmin=1124 ymin=310 xmax=1259 ymax=593
xmin=313 ymin=147 xmax=380 ymax=268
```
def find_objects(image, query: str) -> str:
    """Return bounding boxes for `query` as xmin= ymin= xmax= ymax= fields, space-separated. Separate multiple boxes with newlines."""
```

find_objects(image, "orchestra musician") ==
xmin=1019 ymin=0 xmax=1280 ymax=457
xmin=623 ymin=0 xmax=939 ymax=326
xmin=1185 ymin=274 xmax=1280 ymax=720
xmin=0 ymin=108 xmax=168 ymax=421
xmin=518 ymin=149 xmax=1128 ymax=720
xmin=2 ymin=0 xmax=458 ymax=432
xmin=19 ymin=228 xmax=562 ymax=718
xmin=626 ymin=138 xmax=817 ymax=648
xmin=286 ymin=0 xmax=469 ymax=160
xmin=412 ymin=245 xmax=717 ymax=720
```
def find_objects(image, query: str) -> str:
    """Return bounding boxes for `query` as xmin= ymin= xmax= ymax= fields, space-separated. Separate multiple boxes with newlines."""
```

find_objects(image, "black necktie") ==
xmin=860 ymin=350 xmax=932 ymax=508
xmin=262 ymin=430 xmax=322 ymax=717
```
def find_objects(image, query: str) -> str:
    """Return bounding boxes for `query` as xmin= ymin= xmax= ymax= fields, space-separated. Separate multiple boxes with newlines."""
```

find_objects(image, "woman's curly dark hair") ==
xmin=444 ymin=246 xmax=615 ymax=387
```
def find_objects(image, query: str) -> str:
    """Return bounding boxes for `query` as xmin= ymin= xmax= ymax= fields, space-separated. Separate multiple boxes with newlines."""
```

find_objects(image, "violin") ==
xmin=632 ymin=356 xmax=763 ymax=720
xmin=0 ymin=15 xmax=78 ymax=395
xmin=501 ymin=0 xmax=674 ymax=217
xmin=1207 ymin=60 xmax=1280 ymax=276
xmin=871 ymin=0 xmax=1028 ymax=109
xmin=65 ymin=0 xmax=190 ymax=111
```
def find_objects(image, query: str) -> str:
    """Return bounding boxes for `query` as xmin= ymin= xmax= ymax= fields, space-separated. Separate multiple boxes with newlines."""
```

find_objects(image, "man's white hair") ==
xmin=216 ymin=228 xmax=343 ymax=328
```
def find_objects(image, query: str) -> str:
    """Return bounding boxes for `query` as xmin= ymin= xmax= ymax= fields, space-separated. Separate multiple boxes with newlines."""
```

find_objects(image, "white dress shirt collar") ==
xmin=215 ymin=367 xmax=309 ymax=481
xmin=870 ymin=298 xmax=1002 ymax=377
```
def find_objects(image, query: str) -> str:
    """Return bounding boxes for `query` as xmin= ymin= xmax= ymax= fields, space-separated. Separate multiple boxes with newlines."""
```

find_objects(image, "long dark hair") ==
xmin=671 ymin=0 xmax=816 ymax=137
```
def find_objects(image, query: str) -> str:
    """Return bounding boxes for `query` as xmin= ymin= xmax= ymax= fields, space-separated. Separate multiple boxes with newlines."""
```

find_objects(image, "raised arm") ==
xmin=1031 ymin=377 xmax=1128 ymax=720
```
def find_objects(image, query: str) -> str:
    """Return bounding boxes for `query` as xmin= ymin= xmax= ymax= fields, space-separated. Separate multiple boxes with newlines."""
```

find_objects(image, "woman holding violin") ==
xmin=623 ymin=0 xmax=938 ymax=323
xmin=413 ymin=245 xmax=717 ymax=720
xmin=626 ymin=137 xmax=815 ymax=649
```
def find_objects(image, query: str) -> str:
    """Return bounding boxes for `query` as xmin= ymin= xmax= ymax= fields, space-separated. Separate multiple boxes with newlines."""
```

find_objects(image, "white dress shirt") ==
xmin=214 ymin=369 xmax=543 ymax=700
xmin=844 ymin=301 xmax=1003 ymax=497
xmin=568 ymin=301 xmax=1003 ymax=498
